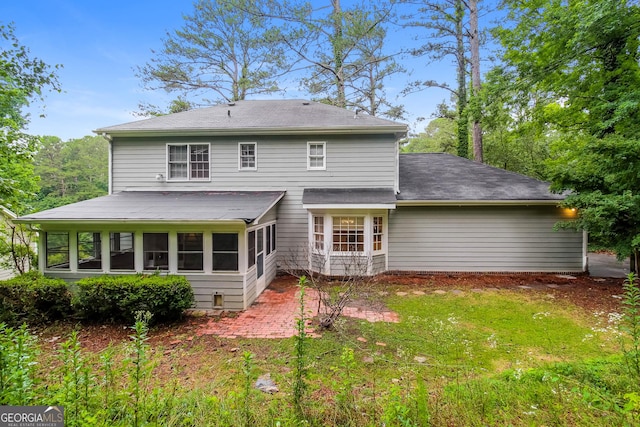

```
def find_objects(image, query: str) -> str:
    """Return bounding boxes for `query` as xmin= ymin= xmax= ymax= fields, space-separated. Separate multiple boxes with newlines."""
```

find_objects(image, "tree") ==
xmin=468 ymin=0 xmax=482 ymax=162
xmin=273 ymin=0 xmax=405 ymax=119
xmin=32 ymin=135 xmax=109 ymax=212
xmin=494 ymin=0 xmax=640 ymax=269
xmin=402 ymin=103 xmax=457 ymax=153
xmin=0 ymin=23 xmax=61 ymax=213
xmin=401 ymin=0 xmax=491 ymax=159
xmin=137 ymin=0 xmax=287 ymax=109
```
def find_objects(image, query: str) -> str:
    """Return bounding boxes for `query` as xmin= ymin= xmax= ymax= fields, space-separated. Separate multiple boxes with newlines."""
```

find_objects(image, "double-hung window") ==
xmin=168 ymin=143 xmax=210 ymax=180
xmin=307 ymin=142 xmax=326 ymax=170
xmin=239 ymin=143 xmax=257 ymax=170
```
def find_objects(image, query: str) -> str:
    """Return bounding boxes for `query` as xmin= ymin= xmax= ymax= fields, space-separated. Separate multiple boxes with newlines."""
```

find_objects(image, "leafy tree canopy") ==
xmin=494 ymin=0 xmax=640 ymax=263
xmin=0 ymin=23 xmax=61 ymax=213
xmin=32 ymin=135 xmax=109 ymax=212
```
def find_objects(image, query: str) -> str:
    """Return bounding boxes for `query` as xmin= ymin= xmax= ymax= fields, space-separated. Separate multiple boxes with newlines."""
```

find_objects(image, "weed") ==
xmin=293 ymin=276 xmax=309 ymax=420
xmin=0 ymin=323 xmax=38 ymax=405
xmin=241 ymin=351 xmax=255 ymax=426
xmin=621 ymin=272 xmax=640 ymax=378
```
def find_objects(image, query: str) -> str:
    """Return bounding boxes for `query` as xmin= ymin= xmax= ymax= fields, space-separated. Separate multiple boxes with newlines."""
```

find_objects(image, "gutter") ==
xmin=93 ymin=126 xmax=408 ymax=139
xmin=395 ymin=199 xmax=564 ymax=207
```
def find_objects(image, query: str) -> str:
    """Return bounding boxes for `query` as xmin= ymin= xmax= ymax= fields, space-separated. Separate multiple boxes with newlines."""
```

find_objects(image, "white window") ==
xmin=373 ymin=216 xmax=383 ymax=252
xmin=143 ymin=233 xmax=169 ymax=270
xmin=313 ymin=216 xmax=324 ymax=250
xmin=332 ymin=216 xmax=364 ymax=252
xmin=212 ymin=233 xmax=239 ymax=271
xmin=307 ymin=142 xmax=326 ymax=170
xmin=239 ymin=143 xmax=257 ymax=170
xmin=167 ymin=143 xmax=210 ymax=180
xmin=178 ymin=233 xmax=203 ymax=271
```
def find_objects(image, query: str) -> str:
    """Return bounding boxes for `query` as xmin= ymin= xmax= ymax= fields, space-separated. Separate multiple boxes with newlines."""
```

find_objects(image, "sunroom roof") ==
xmin=16 ymin=191 xmax=285 ymax=225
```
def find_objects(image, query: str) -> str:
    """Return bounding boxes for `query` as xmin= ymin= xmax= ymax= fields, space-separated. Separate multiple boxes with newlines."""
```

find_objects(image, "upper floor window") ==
xmin=168 ymin=144 xmax=210 ymax=180
xmin=239 ymin=143 xmax=257 ymax=170
xmin=307 ymin=142 xmax=326 ymax=170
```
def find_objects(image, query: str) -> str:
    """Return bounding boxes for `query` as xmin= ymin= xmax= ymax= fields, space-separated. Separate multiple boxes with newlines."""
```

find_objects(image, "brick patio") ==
xmin=196 ymin=277 xmax=399 ymax=339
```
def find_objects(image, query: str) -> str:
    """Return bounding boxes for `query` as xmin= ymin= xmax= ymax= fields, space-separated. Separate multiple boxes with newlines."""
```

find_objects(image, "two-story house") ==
xmin=16 ymin=100 xmax=585 ymax=310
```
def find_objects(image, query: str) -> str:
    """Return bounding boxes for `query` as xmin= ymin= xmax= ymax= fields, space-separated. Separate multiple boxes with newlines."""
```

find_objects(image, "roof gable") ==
xmin=398 ymin=153 xmax=564 ymax=202
xmin=95 ymin=100 xmax=407 ymax=136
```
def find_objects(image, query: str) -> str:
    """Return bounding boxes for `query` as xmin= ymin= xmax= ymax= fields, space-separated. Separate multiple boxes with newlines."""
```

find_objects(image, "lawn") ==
xmin=2 ymin=275 xmax=639 ymax=426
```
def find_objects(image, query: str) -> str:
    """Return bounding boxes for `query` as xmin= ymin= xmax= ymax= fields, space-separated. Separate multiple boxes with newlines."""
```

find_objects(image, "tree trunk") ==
xmin=455 ymin=0 xmax=468 ymax=158
xmin=331 ymin=0 xmax=346 ymax=108
xmin=469 ymin=0 xmax=483 ymax=163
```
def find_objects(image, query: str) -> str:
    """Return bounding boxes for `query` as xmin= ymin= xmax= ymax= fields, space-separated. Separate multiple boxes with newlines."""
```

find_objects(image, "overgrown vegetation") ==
xmin=0 ymin=280 xmax=638 ymax=425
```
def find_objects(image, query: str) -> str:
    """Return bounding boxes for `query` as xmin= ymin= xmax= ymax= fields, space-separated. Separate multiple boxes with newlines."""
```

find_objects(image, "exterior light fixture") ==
xmin=156 ymin=173 xmax=164 ymax=182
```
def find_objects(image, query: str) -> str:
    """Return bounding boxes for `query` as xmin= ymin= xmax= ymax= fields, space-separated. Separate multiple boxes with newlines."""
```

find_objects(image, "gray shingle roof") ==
xmin=17 ymin=191 xmax=285 ymax=224
xmin=398 ymin=153 xmax=564 ymax=202
xmin=95 ymin=100 xmax=407 ymax=136
xmin=302 ymin=188 xmax=396 ymax=205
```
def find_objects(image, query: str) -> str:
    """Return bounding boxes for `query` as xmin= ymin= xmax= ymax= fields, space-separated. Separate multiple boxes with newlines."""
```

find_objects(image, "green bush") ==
xmin=0 ymin=272 xmax=72 ymax=326
xmin=73 ymin=275 xmax=195 ymax=324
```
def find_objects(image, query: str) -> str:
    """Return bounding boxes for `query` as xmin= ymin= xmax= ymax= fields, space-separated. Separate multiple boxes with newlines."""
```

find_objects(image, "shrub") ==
xmin=73 ymin=275 xmax=194 ymax=324
xmin=0 ymin=272 xmax=72 ymax=326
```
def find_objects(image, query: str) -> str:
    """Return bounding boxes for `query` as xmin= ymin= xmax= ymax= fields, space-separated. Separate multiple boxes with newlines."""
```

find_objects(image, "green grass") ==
xmin=3 ymin=286 xmax=639 ymax=426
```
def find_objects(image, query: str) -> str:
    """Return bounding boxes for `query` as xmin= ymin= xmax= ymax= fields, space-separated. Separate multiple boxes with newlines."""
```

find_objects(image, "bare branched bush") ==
xmin=280 ymin=245 xmax=376 ymax=329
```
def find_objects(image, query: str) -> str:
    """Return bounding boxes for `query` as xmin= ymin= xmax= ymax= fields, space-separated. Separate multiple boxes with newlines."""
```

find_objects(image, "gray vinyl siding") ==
xmin=372 ymin=254 xmax=386 ymax=274
xmin=111 ymin=134 xmax=398 ymax=265
xmin=186 ymin=274 xmax=244 ymax=310
xmin=388 ymin=205 xmax=583 ymax=273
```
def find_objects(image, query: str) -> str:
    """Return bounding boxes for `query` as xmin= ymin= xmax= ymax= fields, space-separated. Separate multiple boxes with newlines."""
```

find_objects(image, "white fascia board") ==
xmin=302 ymin=203 xmax=396 ymax=210
xmin=395 ymin=200 xmax=563 ymax=207
xmin=252 ymin=192 xmax=286 ymax=224
xmin=95 ymin=126 xmax=408 ymax=139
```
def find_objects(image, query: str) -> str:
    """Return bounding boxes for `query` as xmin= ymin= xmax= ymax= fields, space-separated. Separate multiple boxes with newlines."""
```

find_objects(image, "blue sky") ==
xmin=2 ymin=1 xmax=497 ymax=140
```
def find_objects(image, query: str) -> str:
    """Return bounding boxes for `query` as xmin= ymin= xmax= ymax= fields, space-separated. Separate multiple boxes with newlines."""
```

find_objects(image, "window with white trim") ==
xmin=178 ymin=233 xmax=203 ymax=271
xmin=212 ymin=233 xmax=239 ymax=271
xmin=332 ymin=216 xmax=364 ymax=252
xmin=313 ymin=216 xmax=324 ymax=250
xmin=46 ymin=232 xmax=69 ymax=269
xmin=239 ymin=143 xmax=257 ymax=170
xmin=373 ymin=216 xmax=383 ymax=252
xmin=110 ymin=232 xmax=134 ymax=270
xmin=168 ymin=144 xmax=210 ymax=180
xmin=78 ymin=232 xmax=102 ymax=270
xmin=143 ymin=233 xmax=169 ymax=270
xmin=307 ymin=142 xmax=325 ymax=170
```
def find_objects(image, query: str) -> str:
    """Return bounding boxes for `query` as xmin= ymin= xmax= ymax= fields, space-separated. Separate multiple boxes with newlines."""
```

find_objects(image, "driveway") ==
xmin=589 ymin=252 xmax=629 ymax=278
